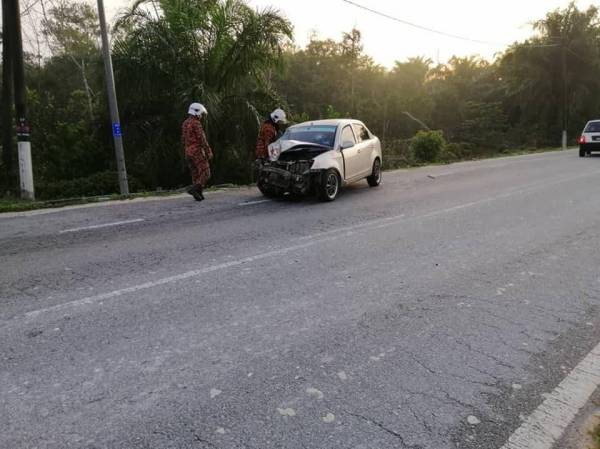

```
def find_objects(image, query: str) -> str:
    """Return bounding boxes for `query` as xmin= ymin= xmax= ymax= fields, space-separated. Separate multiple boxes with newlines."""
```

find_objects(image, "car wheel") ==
xmin=257 ymin=181 xmax=279 ymax=198
xmin=367 ymin=159 xmax=382 ymax=187
xmin=579 ymin=148 xmax=586 ymax=157
xmin=318 ymin=169 xmax=340 ymax=202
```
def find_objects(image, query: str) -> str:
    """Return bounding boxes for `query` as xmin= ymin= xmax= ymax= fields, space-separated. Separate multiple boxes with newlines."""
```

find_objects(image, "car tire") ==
xmin=318 ymin=169 xmax=340 ymax=202
xmin=367 ymin=159 xmax=382 ymax=187
xmin=257 ymin=181 xmax=279 ymax=198
xmin=579 ymin=148 xmax=586 ymax=157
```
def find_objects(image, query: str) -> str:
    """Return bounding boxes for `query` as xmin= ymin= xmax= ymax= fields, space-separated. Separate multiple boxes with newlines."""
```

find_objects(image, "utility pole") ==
xmin=561 ymin=44 xmax=568 ymax=150
xmin=1 ymin=0 xmax=15 ymax=192
xmin=13 ymin=0 xmax=35 ymax=199
xmin=97 ymin=0 xmax=129 ymax=195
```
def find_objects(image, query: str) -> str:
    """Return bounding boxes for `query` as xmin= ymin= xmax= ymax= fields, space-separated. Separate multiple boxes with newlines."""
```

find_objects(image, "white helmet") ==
xmin=188 ymin=102 xmax=207 ymax=117
xmin=270 ymin=108 xmax=287 ymax=124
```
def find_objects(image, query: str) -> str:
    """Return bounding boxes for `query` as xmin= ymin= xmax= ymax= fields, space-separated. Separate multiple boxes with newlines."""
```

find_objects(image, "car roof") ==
xmin=290 ymin=119 xmax=363 ymax=128
xmin=586 ymin=119 xmax=600 ymax=124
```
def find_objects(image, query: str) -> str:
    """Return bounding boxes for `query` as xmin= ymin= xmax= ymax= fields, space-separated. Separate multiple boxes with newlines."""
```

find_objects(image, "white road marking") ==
xmin=20 ymin=168 xmax=600 ymax=321
xmin=24 ymin=240 xmax=321 ymax=319
xmin=500 ymin=342 xmax=600 ymax=449
xmin=59 ymin=219 xmax=144 ymax=234
xmin=238 ymin=199 xmax=270 ymax=207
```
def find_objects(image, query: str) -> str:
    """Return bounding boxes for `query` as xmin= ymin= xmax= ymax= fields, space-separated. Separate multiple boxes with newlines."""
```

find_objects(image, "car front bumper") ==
xmin=257 ymin=161 xmax=321 ymax=194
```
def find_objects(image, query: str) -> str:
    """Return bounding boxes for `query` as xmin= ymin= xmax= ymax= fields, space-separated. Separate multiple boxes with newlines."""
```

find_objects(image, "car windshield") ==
xmin=585 ymin=122 xmax=600 ymax=133
xmin=282 ymin=125 xmax=337 ymax=147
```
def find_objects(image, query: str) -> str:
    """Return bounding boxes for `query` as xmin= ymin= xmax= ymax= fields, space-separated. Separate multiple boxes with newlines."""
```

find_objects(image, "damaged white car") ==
xmin=257 ymin=119 xmax=383 ymax=201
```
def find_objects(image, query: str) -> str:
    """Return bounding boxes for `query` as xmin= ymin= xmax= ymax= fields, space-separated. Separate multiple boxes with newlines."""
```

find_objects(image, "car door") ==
xmin=339 ymin=125 xmax=361 ymax=180
xmin=353 ymin=123 xmax=374 ymax=176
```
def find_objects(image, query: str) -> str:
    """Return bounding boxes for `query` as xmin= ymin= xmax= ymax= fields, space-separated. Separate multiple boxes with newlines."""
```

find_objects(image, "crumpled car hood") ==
xmin=269 ymin=140 xmax=333 ymax=162
xmin=277 ymin=140 xmax=321 ymax=152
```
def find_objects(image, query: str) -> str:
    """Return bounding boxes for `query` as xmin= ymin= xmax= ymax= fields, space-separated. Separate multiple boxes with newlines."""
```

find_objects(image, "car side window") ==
xmin=353 ymin=124 xmax=371 ymax=142
xmin=341 ymin=125 xmax=356 ymax=146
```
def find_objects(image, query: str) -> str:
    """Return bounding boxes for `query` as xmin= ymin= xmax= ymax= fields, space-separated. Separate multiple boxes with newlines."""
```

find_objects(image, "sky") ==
xmin=104 ymin=0 xmax=597 ymax=67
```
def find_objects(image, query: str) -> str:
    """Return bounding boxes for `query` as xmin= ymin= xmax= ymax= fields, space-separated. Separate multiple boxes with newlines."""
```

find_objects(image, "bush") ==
xmin=36 ymin=171 xmax=142 ymax=200
xmin=410 ymin=130 xmax=446 ymax=163
xmin=381 ymin=139 xmax=413 ymax=170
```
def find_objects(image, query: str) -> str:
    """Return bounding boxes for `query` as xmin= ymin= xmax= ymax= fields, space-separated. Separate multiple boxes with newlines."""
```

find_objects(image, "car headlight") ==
xmin=268 ymin=143 xmax=281 ymax=161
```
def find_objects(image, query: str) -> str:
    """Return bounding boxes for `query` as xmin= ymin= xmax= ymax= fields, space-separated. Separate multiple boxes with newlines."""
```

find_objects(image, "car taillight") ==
xmin=579 ymin=135 xmax=587 ymax=144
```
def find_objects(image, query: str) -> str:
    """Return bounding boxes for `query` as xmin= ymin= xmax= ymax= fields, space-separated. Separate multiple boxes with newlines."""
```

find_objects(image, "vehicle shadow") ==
xmin=265 ymin=181 xmax=378 ymax=206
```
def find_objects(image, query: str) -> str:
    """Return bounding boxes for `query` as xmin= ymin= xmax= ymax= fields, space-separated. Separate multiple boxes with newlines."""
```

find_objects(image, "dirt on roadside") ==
xmin=558 ymin=389 xmax=600 ymax=449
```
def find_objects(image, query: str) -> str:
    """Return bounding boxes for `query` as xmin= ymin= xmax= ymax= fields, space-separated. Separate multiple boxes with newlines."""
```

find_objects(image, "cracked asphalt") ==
xmin=2 ymin=149 xmax=600 ymax=448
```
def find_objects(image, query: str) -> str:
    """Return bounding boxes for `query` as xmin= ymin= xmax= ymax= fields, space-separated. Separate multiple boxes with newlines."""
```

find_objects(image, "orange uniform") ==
xmin=182 ymin=116 xmax=213 ymax=187
xmin=256 ymin=119 xmax=278 ymax=159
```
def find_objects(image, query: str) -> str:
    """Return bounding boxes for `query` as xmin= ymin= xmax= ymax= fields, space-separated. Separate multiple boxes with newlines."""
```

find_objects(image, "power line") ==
xmin=341 ymin=0 xmax=503 ymax=46
xmin=341 ymin=0 xmax=573 ymax=53
xmin=20 ymin=0 xmax=43 ymax=17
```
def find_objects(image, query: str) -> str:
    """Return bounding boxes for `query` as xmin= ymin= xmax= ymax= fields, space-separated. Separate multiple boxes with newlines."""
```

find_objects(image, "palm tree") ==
xmin=111 ymin=0 xmax=293 ymax=187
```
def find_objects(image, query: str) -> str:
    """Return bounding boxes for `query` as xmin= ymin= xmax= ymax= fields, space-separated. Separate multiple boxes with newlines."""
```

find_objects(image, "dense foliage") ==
xmin=1 ymin=0 xmax=600 ymax=199
xmin=410 ymin=130 xmax=446 ymax=163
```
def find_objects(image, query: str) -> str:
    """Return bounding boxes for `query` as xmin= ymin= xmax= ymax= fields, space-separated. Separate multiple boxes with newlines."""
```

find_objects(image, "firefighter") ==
xmin=255 ymin=108 xmax=287 ymax=160
xmin=182 ymin=103 xmax=213 ymax=202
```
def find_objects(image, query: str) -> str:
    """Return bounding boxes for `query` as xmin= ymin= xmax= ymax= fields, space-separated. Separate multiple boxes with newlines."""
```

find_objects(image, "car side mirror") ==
xmin=341 ymin=140 xmax=355 ymax=150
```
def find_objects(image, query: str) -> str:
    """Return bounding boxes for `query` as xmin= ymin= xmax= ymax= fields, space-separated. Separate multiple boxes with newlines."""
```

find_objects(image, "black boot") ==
xmin=190 ymin=184 xmax=204 ymax=202
xmin=187 ymin=185 xmax=197 ymax=196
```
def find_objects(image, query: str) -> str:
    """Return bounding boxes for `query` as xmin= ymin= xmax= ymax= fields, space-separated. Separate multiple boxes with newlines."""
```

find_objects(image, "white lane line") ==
xmin=500 ymin=343 xmax=600 ymax=449
xmin=238 ymin=200 xmax=270 ymax=207
xmin=22 ymin=167 xmax=600 ymax=321
xmin=24 ymin=239 xmax=321 ymax=319
xmin=59 ymin=219 xmax=144 ymax=234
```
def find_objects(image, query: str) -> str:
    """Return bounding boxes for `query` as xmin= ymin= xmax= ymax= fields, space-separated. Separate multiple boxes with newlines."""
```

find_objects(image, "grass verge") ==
xmin=592 ymin=422 xmax=600 ymax=448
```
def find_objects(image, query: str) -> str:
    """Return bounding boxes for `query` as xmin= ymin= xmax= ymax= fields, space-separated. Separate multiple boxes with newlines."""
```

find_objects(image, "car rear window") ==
xmin=353 ymin=124 xmax=371 ymax=142
xmin=282 ymin=125 xmax=337 ymax=147
xmin=585 ymin=122 xmax=600 ymax=133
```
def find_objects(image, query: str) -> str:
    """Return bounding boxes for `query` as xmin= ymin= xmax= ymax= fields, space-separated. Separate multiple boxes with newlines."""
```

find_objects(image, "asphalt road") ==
xmin=2 ymin=149 xmax=600 ymax=449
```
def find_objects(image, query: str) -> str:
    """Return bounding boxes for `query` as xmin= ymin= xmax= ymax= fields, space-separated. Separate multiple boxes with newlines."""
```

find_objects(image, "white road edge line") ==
xmin=499 ymin=343 xmax=600 ymax=449
xmin=238 ymin=200 xmax=270 ymax=207
xmin=22 ymin=168 xmax=600 ymax=321
xmin=59 ymin=218 xmax=145 ymax=234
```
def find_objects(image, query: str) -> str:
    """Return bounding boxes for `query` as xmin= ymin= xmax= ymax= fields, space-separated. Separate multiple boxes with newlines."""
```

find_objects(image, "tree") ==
xmin=498 ymin=2 xmax=600 ymax=145
xmin=112 ymin=0 xmax=293 ymax=187
xmin=7 ymin=1 xmax=600 ymax=200
xmin=41 ymin=0 xmax=101 ymax=120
